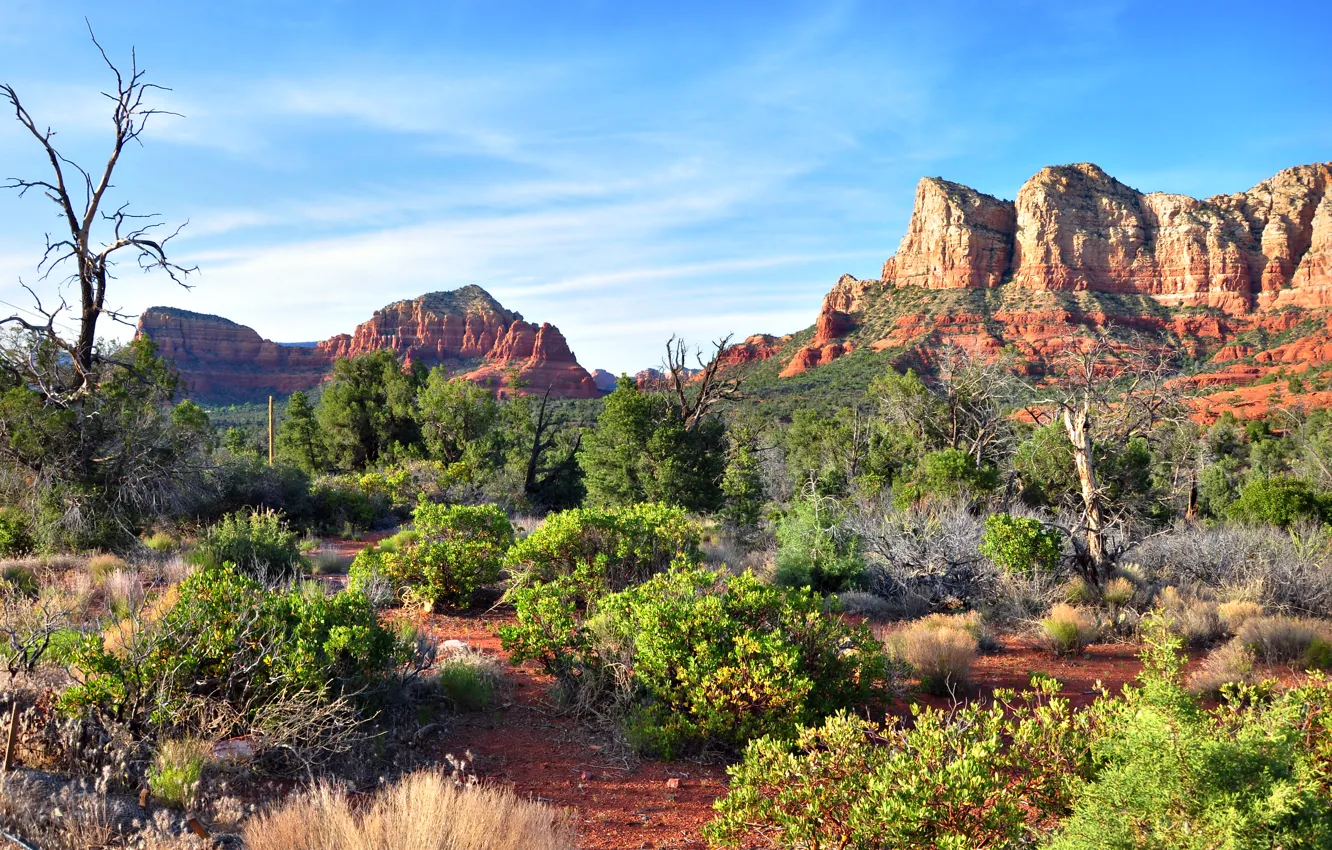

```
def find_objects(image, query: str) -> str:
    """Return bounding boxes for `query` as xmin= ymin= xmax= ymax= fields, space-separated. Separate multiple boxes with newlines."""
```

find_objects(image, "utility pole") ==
xmin=268 ymin=395 xmax=275 ymax=466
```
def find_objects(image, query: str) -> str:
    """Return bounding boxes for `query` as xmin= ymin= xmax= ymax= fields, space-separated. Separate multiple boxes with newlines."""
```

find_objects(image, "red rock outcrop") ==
xmin=138 ymin=285 xmax=599 ymax=401
xmin=881 ymin=177 xmax=1015 ymax=290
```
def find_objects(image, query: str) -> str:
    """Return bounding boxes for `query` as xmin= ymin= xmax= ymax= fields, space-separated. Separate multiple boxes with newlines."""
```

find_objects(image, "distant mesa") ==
xmin=733 ymin=161 xmax=1332 ymax=414
xmin=137 ymin=285 xmax=600 ymax=402
xmin=591 ymin=369 xmax=619 ymax=393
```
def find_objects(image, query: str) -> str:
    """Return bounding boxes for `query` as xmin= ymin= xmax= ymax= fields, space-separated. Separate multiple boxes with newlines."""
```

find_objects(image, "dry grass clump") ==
xmin=1039 ymin=604 xmax=1098 ymax=656
xmin=311 ymin=551 xmax=352 ymax=576
xmin=103 ymin=569 xmax=146 ymax=616
xmin=1187 ymin=640 xmax=1259 ymax=698
xmin=148 ymin=738 xmax=212 ymax=810
xmin=86 ymin=553 xmax=127 ymax=582
xmin=434 ymin=647 xmax=505 ymax=711
xmin=242 ymin=769 xmax=578 ymax=850
xmin=891 ymin=617 xmax=979 ymax=696
xmin=1101 ymin=575 xmax=1137 ymax=608
xmin=1217 ymin=600 xmax=1264 ymax=634
xmin=1235 ymin=616 xmax=1332 ymax=668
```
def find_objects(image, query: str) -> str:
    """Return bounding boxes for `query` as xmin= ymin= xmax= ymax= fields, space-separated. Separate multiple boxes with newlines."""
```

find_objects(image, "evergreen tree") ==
xmin=316 ymin=350 xmax=422 ymax=471
xmin=417 ymin=366 xmax=500 ymax=464
xmin=720 ymin=426 xmax=765 ymax=534
xmin=276 ymin=391 xmax=323 ymax=472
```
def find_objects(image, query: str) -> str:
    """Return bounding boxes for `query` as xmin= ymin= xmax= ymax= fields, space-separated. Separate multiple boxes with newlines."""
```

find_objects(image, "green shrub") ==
xmin=1226 ymin=476 xmax=1331 ymax=528
xmin=505 ymin=502 xmax=700 ymax=595
xmin=309 ymin=474 xmax=388 ymax=532
xmin=707 ymin=678 xmax=1097 ymax=849
xmin=1048 ymin=619 xmax=1332 ymax=848
xmin=894 ymin=448 xmax=1000 ymax=507
xmin=501 ymin=565 xmax=889 ymax=758
xmin=148 ymin=738 xmax=210 ymax=809
xmin=979 ymin=513 xmax=1063 ymax=574
xmin=193 ymin=508 xmax=301 ymax=578
xmin=0 ymin=509 xmax=34 ymax=558
xmin=60 ymin=564 xmax=411 ymax=731
xmin=143 ymin=531 xmax=177 ymax=553
xmin=355 ymin=503 xmax=512 ymax=611
xmin=773 ymin=494 xmax=864 ymax=594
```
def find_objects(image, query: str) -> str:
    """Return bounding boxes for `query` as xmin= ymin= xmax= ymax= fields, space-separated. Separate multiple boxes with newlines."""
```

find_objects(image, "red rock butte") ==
xmin=137 ymin=285 xmax=600 ymax=402
xmin=759 ymin=162 xmax=1332 ymax=409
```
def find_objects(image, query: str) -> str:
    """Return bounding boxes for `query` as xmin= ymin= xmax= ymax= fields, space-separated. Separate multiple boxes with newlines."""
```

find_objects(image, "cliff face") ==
xmin=763 ymin=161 xmax=1332 ymax=381
xmin=138 ymin=285 xmax=599 ymax=402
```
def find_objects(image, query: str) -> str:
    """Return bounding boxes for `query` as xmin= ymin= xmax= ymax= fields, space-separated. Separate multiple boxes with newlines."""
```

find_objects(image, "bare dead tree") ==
xmin=2 ymin=23 xmax=194 ymax=400
xmin=1024 ymin=334 xmax=1186 ymax=585
xmin=662 ymin=334 xmax=744 ymax=431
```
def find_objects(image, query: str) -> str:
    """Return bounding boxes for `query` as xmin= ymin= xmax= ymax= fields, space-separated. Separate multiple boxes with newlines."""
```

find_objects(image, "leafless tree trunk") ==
xmin=663 ymin=334 xmax=743 ymax=430
xmin=1 ymin=24 xmax=193 ymax=400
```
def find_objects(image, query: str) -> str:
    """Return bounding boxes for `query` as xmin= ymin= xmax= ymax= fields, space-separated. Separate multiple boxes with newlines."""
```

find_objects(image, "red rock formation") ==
xmin=138 ymin=285 xmax=599 ymax=401
xmin=882 ymin=177 xmax=1015 ymax=290
xmin=717 ymin=334 xmax=782 ymax=366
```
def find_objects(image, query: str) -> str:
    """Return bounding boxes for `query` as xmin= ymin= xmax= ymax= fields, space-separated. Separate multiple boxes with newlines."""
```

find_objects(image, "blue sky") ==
xmin=0 ymin=1 xmax=1328 ymax=373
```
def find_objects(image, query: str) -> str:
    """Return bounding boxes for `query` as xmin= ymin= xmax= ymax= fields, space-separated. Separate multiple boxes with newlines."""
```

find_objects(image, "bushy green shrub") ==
xmin=351 ymin=503 xmax=512 ymax=611
xmin=505 ymin=502 xmax=700 ymax=595
xmin=894 ymin=448 xmax=1000 ymax=507
xmin=709 ymin=616 xmax=1332 ymax=850
xmin=1226 ymin=476 xmax=1331 ymax=528
xmin=979 ymin=513 xmax=1063 ymax=574
xmin=0 ymin=508 xmax=34 ymax=558
xmin=1048 ymin=619 xmax=1332 ymax=848
xmin=309 ymin=474 xmax=390 ymax=532
xmin=193 ymin=508 xmax=301 ymax=578
xmin=501 ymin=565 xmax=888 ymax=758
xmin=707 ymin=678 xmax=1097 ymax=849
xmin=60 ymin=564 xmax=410 ymax=732
xmin=773 ymin=494 xmax=864 ymax=593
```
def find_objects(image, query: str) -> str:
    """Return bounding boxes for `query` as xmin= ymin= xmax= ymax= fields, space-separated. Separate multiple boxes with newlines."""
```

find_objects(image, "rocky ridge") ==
xmin=752 ymin=161 xmax=1332 ymax=418
xmin=138 ymin=285 xmax=599 ymax=402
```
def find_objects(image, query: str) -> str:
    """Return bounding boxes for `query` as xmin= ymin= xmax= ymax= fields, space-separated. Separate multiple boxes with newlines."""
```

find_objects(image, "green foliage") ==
xmin=317 ymin=350 xmax=423 ymax=471
xmin=980 ymin=513 xmax=1064 ymax=574
xmin=504 ymin=565 xmax=888 ymax=758
xmin=505 ymin=502 xmax=701 ymax=595
xmin=0 ymin=507 xmax=34 ymax=557
xmin=60 ymin=564 xmax=409 ymax=731
xmin=276 ymin=391 xmax=324 ymax=472
xmin=1047 ymin=617 xmax=1332 ymax=849
xmin=148 ymin=738 xmax=209 ymax=809
xmin=578 ymin=377 xmax=725 ymax=512
xmin=895 ymin=448 xmax=999 ymax=507
xmin=434 ymin=654 xmax=499 ymax=711
xmin=773 ymin=493 xmax=864 ymax=593
xmin=719 ymin=426 xmax=765 ymax=534
xmin=708 ymin=678 xmax=1097 ymax=849
xmin=193 ymin=508 xmax=301 ymax=578
xmin=417 ymin=367 xmax=500 ymax=465
xmin=1226 ymin=476 xmax=1331 ymax=528
xmin=361 ymin=502 xmax=514 ymax=610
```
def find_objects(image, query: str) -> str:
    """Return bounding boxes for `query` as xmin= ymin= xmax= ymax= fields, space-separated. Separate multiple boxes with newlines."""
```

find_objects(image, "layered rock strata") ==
xmin=138 ymin=285 xmax=599 ymax=402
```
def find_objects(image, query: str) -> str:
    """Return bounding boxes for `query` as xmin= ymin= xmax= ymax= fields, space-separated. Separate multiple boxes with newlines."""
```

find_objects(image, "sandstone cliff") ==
xmin=761 ymin=161 xmax=1332 ymax=381
xmin=138 ymin=285 xmax=598 ymax=402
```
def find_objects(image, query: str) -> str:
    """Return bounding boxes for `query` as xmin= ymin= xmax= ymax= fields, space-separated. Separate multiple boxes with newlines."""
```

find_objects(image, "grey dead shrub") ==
xmin=1127 ymin=523 xmax=1332 ymax=615
xmin=846 ymin=497 xmax=990 ymax=617
xmin=1235 ymin=615 xmax=1332 ymax=665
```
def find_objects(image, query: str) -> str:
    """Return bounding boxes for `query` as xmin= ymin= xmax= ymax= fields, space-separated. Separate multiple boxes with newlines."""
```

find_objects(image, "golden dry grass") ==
xmin=1039 ymin=603 xmax=1098 ymax=655
xmin=242 ymin=769 xmax=577 ymax=850
xmin=893 ymin=619 xmax=978 ymax=695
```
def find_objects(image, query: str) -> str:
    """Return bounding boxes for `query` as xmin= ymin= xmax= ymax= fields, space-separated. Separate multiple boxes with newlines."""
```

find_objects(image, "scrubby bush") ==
xmin=60 ymin=564 xmax=413 ymax=734
xmin=433 ymin=648 xmax=502 ymax=711
xmin=0 ymin=508 xmax=34 ymax=557
xmin=352 ymin=503 xmax=512 ymax=611
xmin=893 ymin=448 xmax=1000 ymax=507
xmin=193 ymin=508 xmax=301 ymax=578
xmin=1048 ymin=621 xmax=1332 ymax=848
xmin=502 ymin=565 xmax=889 ymax=757
xmin=773 ymin=493 xmax=864 ymax=593
xmin=707 ymin=678 xmax=1097 ymax=849
xmin=979 ymin=512 xmax=1063 ymax=574
xmin=891 ymin=617 xmax=978 ymax=696
xmin=142 ymin=531 xmax=177 ymax=553
xmin=1100 ymin=575 xmax=1136 ymax=608
xmin=1187 ymin=639 xmax=1259 ymax=697
xmin=1040 ymin=604 xmax=1098 ymax=655
xmin=505 ymin=502 xmax=700 ymax=593
xmin=1226 ymin=476 xmax=1331 ymax=528
xmin=1236 ymin=615 xmax=1332 ymax=668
